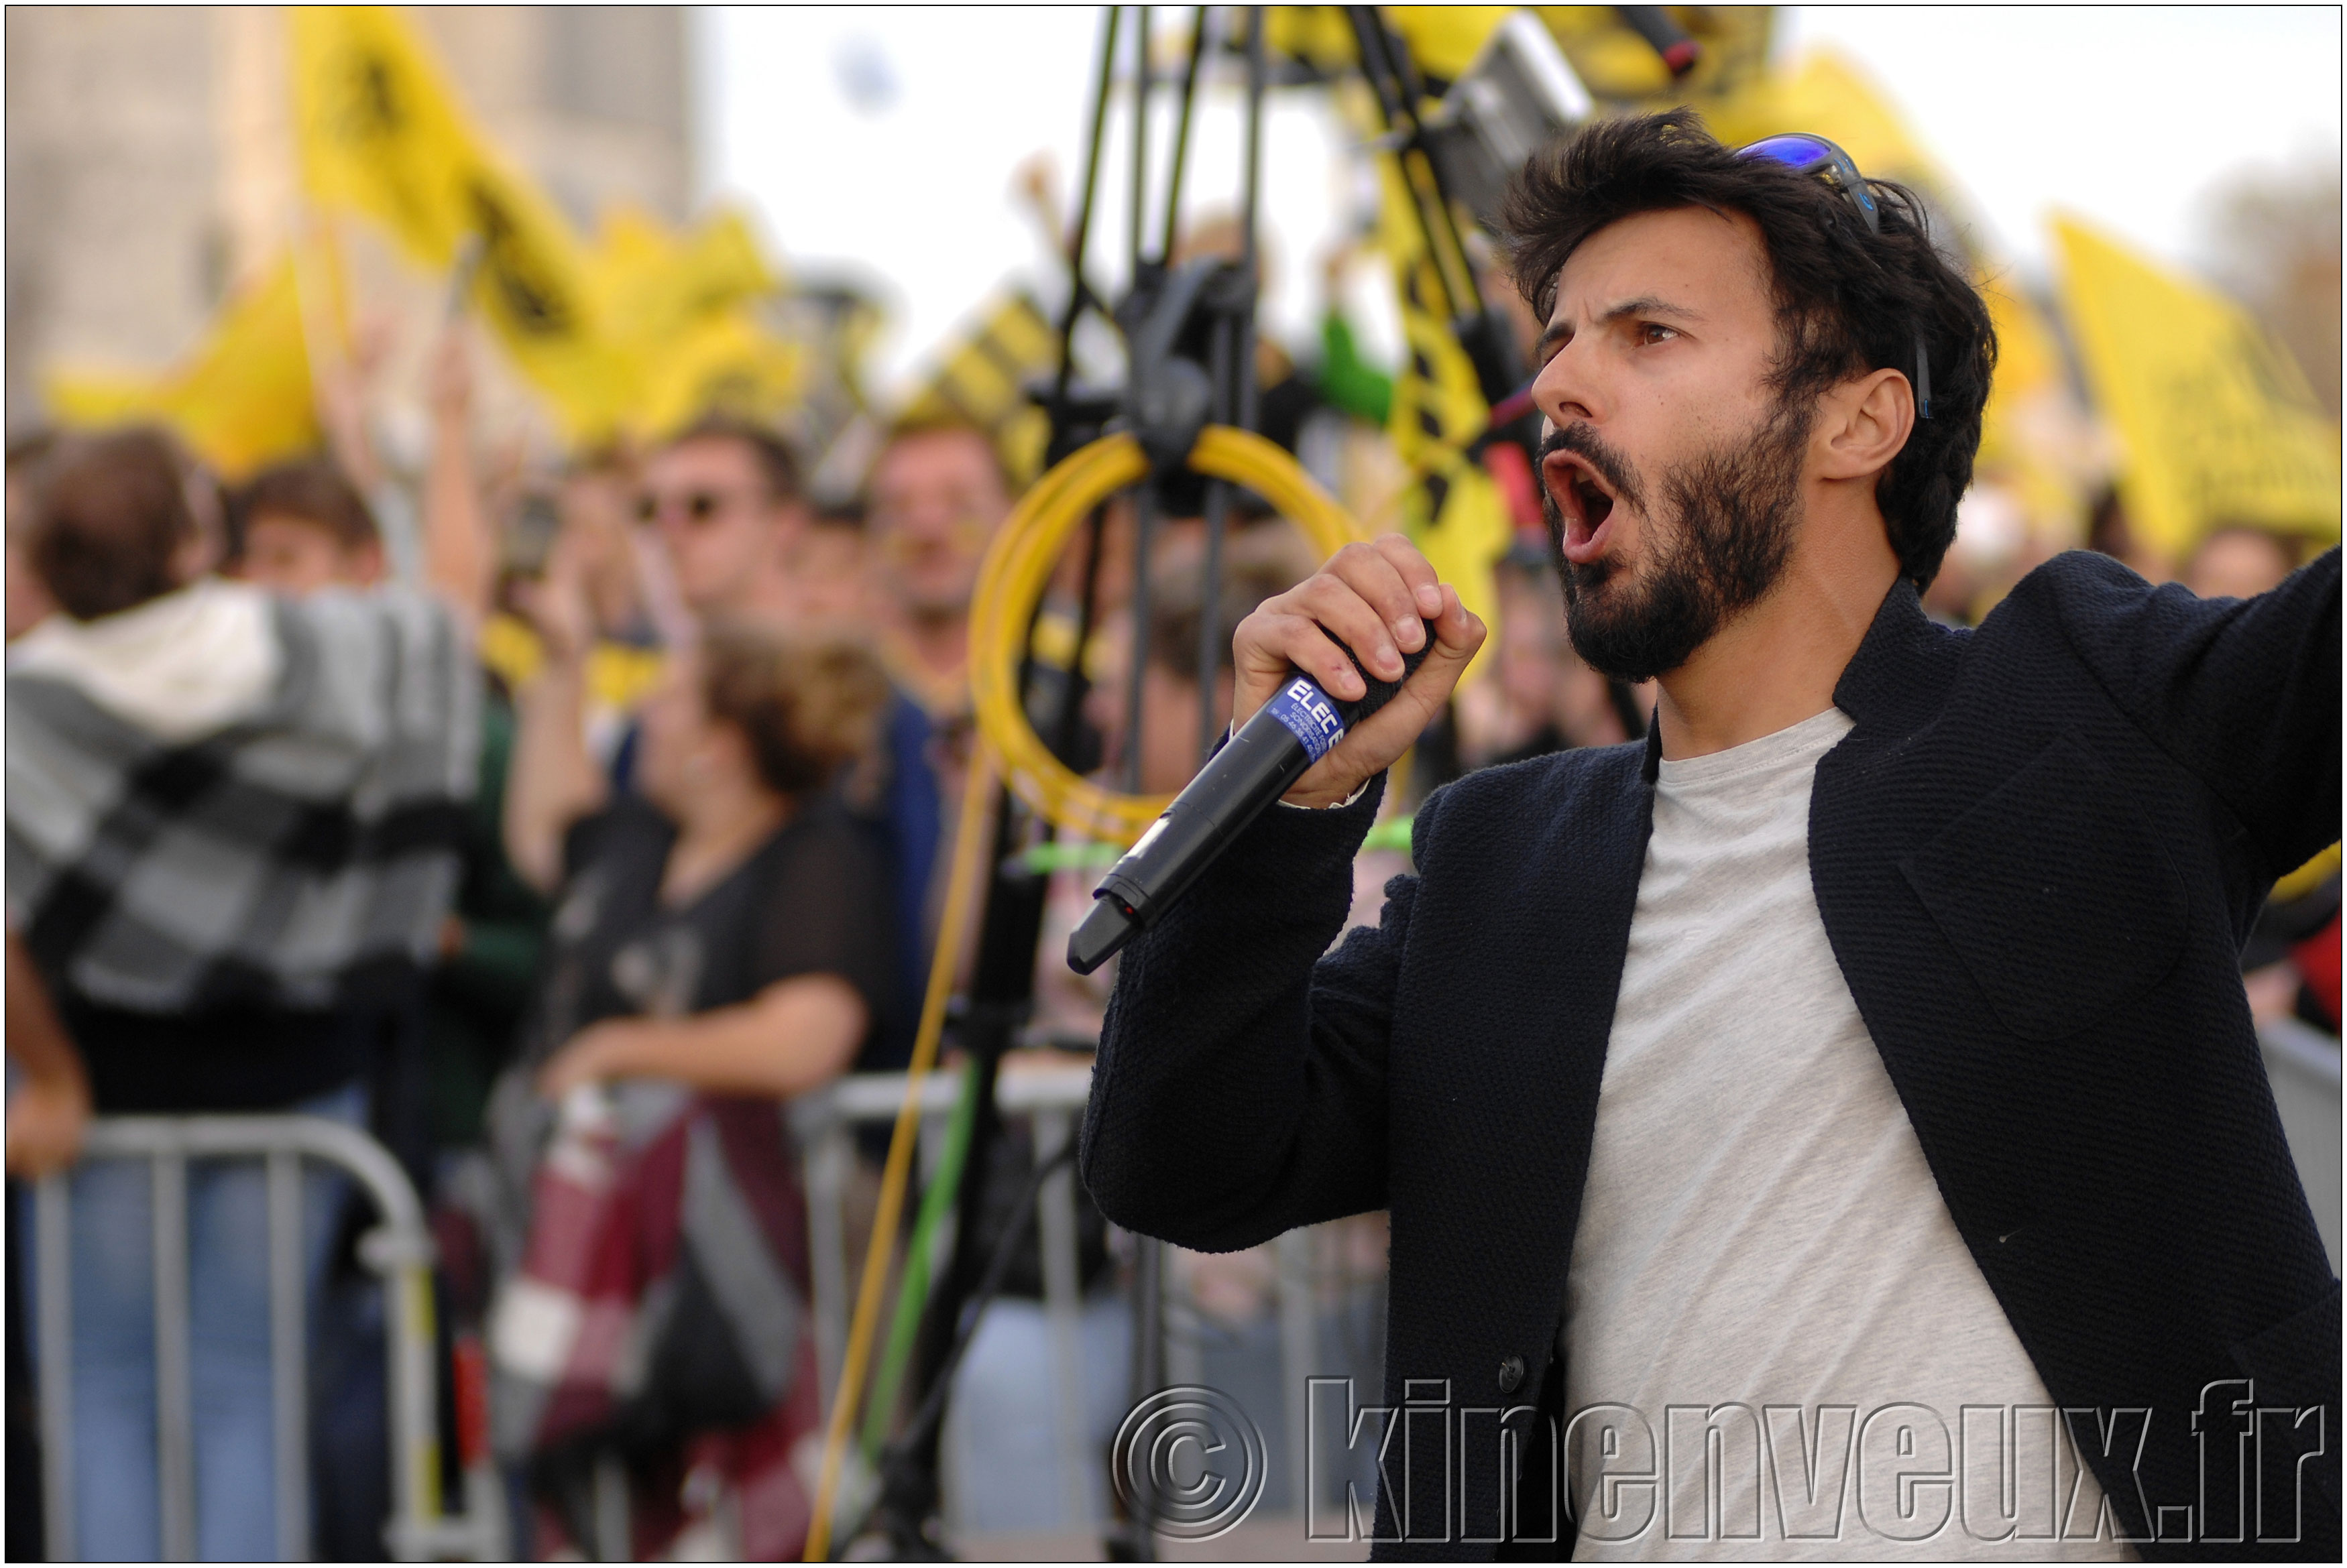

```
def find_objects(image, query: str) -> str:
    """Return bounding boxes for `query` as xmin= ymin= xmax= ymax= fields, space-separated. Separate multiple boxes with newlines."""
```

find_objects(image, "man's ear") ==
xmin=1815 ymin=367 xmax=1915 ymax=482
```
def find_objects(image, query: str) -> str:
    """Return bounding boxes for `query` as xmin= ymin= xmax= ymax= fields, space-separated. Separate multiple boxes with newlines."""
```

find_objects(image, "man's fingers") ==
xmin=1369 ymin=533 xmax=1447 ymax=625
xmin=1325 ymin=539 xmax=1435 ymax=664
xmin=1290 ymin=572 xmax=1414 ymax=684
xmin=1237 ymin=609 xmax=1364 ymax=704
xmin=1431 ymin=583 xmax=1483 ymax=652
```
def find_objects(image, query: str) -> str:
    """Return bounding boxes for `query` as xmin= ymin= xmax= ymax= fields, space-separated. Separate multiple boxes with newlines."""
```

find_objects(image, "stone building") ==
xmin=4 ymin=5 xmax=693 ymax=440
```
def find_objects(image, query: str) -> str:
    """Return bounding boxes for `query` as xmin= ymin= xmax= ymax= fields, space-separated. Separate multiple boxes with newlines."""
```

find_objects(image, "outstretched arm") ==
xmin=2051 ymin=546 xmax=2340 ymax=884
xmin=502 ymin=546 xmax=607 ymax=894
xmin=420 ymin=328 xmax=495 ymax=626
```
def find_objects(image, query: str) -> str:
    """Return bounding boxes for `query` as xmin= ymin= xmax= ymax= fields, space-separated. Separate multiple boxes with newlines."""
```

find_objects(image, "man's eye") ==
xmin=1637 ymin=322 xmax=1678 ymax=345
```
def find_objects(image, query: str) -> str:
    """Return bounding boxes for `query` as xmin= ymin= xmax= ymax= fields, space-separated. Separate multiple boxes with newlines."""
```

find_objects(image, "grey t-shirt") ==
xmin=1562 ymin=707 xmax=2132 ymax=1561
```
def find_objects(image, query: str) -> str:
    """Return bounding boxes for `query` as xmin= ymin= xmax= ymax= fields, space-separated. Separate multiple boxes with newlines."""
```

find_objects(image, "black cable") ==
xmin=876 ymin=1141 xmax=1079 ymax=1471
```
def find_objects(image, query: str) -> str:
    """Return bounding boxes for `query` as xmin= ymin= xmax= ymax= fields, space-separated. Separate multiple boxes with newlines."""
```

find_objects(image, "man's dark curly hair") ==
xmin=1500 ymin=111 xmax=1996 ymax=589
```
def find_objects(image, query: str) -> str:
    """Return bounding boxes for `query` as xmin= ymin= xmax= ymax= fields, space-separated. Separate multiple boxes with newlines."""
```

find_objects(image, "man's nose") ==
xmin=1533 ymin=335 xmax=1599 ymax=428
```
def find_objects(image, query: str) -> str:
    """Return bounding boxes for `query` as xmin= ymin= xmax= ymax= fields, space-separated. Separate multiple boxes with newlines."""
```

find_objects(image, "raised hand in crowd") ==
xmin=502 ymin=535 xmax=608 ymax=894
xmin=421 ymin=324 xmax=494 ymax=625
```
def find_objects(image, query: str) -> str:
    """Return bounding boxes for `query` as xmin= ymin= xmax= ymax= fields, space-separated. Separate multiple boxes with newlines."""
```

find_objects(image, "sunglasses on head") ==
xmin=1734 ymin=132 xmax=1931 ymax=420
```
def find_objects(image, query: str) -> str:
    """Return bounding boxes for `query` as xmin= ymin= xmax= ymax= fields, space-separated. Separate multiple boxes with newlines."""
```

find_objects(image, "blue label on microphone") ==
xmin=1264 ymin=675 xmax=1347 ymax=762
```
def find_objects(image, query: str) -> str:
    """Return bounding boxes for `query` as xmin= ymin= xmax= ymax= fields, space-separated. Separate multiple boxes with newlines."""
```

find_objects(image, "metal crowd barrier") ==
xmin=790 ymin=1057 xmax=1385 ymax=1547
xmin=2260 ymin=1016 xmax=2344 ymax=1271
xmin=792 ymin=1059 xmax=1102 ymax=1535
xmin=32 ymin=1115 xmax=491 ymax=1563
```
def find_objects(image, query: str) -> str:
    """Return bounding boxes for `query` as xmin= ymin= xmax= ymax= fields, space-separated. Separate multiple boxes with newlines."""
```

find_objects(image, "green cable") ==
xmin=1014 ymin=813 xmax=1416 ymax=875
xmin=858 ymin=1054 xmax=981 ymax=1462
xmin=1016 ymin=839 xmax=1125 ymax=874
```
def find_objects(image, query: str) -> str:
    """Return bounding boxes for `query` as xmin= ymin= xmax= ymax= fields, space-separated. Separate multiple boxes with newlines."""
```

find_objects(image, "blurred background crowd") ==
xmin=2 ymin=5 xmax=2339 ymax=1562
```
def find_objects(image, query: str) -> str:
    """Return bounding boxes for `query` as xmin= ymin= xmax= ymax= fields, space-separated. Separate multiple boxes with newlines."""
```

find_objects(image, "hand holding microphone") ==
xmin=1230 ymin=533 xmax=1487 ymax=805
xmin=1068 ymin=535 xmax=1485 ymax=973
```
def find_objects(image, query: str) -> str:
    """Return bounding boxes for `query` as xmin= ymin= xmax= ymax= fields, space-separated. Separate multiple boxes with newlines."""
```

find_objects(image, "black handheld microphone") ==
xmin=1066 ymin=625 xmax=1434 ymax=975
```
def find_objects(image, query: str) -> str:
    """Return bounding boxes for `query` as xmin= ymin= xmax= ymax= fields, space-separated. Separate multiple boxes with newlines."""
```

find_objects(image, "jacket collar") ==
xmin=1636 ymin=577 xmax=1965 ymax=785
xmin=1831 ymin=575 xmax=1968 ymax=737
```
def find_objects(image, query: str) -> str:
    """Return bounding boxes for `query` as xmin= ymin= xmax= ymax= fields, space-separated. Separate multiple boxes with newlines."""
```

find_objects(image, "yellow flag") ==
xmin=44 ymin=253 xmax=322 ymax=479
xmin=634 ymin=311 xmax=806 ymax=442
xmin=1383 ymin=7 xmax=1515 ymax=80
xmin=2055 ymin=215 xmax=2342 ymax=561
xmin=589 ymin=205 xmax=778 ymax=347
xmin=580 ymin=204 xmax=801 ymax=440
xmin=292 ymin=5 xmax=629 ymax=440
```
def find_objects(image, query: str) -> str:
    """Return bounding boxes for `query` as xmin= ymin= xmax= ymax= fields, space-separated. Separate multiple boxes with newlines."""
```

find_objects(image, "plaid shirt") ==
xmin=6 ymin=579 xmax=477 ymax=1013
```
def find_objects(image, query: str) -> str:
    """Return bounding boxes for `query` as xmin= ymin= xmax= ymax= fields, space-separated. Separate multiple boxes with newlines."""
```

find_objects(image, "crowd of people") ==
xmin=4 ymin=238 xmax=2338 ymax=1559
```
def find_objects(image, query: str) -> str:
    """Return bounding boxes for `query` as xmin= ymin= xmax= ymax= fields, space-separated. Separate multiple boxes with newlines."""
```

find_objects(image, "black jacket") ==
xmin=1082 ymin=550 xmax=2342 ymax=1560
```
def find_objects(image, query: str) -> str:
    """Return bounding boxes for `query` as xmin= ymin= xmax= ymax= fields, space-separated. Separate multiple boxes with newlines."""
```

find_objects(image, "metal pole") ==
xmin=152 ymin=1150 xmax=195 ymax=1562
xmin=1123 ymin=482 xmax=1167 ymax=1560
xmin=1053 ymin=5 xmax=1124 ymax=410
xmin=1123 ymin=489 xmax=1159 ymax=795
xmin=1157 ymin=5 xmax=1211 ymax=266
xmin=1032 ymin=1107 xmax=1092 ymax=1528
xmin=1239 ymin=5 xmax=1267 ymax=436
xmin=368 ymin=1235 xmax=442 ymax=1559
xmin=1275 ymin=1228 xmax=1320 ymax=1520
xmin=266 ymin=1150 xmax=310 ymax=1562
xmin=802 ymin=1113 xmax=854 ymax=1410
xmin=36 ymin=1173 xmax=76 ymax=1563
xmin=1125 ymin=1235 xmax=1164 ymax=1559
xmin=1128 ymin=7 xmax=1151 ymax=277
xmin=1193 ymin=5 xmax=1269 ymax=760
xmin=1196 ymin=318 xmax=1233 ymax=764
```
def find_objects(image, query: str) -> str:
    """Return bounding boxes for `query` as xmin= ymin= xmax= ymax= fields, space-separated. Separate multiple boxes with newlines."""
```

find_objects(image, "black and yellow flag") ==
xmin=1369 ymin=147 xmax=1510 ymax=685
xmin=896 ymin=293 xmax=1059 ymax=487
xmin=292 ymin=5 xmax=630 ymax=439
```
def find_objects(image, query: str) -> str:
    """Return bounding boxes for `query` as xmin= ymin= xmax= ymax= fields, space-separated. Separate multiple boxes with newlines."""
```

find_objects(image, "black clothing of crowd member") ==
xmin=1082 ymin=113 xmax=2339 ymax=1561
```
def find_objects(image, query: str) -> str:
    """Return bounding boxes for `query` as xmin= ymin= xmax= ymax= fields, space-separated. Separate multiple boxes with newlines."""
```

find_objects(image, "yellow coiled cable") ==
xmin=970 ymin=425 xmax=1367 ymax=841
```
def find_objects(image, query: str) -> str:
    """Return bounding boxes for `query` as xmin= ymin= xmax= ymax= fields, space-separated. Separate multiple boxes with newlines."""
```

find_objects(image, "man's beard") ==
xmin=1542 ymin=404 xmax=1812 ymax=682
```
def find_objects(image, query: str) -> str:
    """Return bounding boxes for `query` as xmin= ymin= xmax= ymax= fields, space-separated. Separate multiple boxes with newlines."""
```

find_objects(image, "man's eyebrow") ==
xmin=1540 ymin=294 xmax=1706 ymax=355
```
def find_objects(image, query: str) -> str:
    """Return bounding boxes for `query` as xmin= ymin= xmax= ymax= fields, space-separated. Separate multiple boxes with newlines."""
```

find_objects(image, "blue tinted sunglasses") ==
xmin=1735 ymin=133 xmax=1931 ymax=418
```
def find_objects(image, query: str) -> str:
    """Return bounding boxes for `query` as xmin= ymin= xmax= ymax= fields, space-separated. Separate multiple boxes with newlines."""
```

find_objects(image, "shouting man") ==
xmin=1081 ymin=114 xmax=2338 ymax=1560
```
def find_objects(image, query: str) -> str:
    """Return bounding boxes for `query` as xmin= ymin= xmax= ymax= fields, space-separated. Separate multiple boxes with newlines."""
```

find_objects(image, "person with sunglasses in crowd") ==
xmin=1081 ymin=112 xmax=2338 ymax=1559
xmin=636 ymin=413 xmax=811 ymax=626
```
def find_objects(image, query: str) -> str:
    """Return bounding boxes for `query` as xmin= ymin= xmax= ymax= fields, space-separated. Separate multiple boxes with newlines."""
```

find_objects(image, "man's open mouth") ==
xmin=1543 ymin=448 xmax=1620 ymax=564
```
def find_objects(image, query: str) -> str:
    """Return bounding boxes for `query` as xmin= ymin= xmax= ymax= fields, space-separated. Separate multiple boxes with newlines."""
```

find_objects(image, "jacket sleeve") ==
xmin=2049 ymin=546 xmax=2340 ymax=883
xmin=1079 ymin=776 xmax=1422 ymax=1252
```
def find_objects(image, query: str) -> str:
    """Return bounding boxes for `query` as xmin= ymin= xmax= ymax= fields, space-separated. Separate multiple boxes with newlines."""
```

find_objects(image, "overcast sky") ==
xmin=699 ymin=5 xmax=2343 ymax=396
